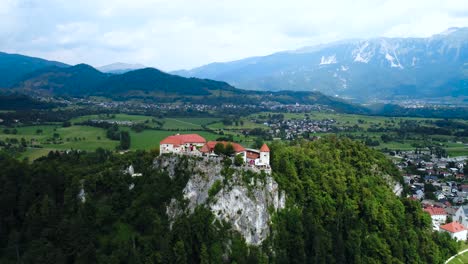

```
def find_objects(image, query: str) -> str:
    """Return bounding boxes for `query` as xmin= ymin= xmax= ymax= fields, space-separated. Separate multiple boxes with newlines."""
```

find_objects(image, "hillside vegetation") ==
xmin=269 ymin=137 xmax=458 ymax=263
xmin=8 ymin=63 xmax=367 ymax=113
xmin=0 ymin=137 xmax=458 ymax=263
xmin=0 ymin=52 xmax=68 ymax=88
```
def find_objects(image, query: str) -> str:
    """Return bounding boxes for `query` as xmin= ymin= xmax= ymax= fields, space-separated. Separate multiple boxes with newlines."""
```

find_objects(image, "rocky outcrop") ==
xmin=156 ymin=155 xmax=285 ymax=245
xmin=371 ymin=164 xmax=403 ymax=197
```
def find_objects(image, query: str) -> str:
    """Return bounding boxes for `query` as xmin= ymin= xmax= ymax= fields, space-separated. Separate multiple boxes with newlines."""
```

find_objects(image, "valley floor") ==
xmin=1 ymin=111 xmax=467 ymax=161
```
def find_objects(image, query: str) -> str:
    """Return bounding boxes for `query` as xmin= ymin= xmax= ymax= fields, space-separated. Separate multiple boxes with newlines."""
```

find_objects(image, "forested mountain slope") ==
xmin=0 ymin=137 xmax=457 ymax=263
xmin=0 ymin=52 xmax=69 ymax=88
xmin=269 ymin=138 xmax=457 ymax=263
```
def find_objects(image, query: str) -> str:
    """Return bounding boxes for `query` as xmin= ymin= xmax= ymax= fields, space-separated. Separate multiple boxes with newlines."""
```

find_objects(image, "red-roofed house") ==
xmin=440 ymin=221 xmax=467 ymax=241
xmin=423 ymin=207 xmax=447 ymax=228
xmin=245 ymin=143 xmax=270 ymax=167
xmin=160 ymin=134 xmax=207 ymax=155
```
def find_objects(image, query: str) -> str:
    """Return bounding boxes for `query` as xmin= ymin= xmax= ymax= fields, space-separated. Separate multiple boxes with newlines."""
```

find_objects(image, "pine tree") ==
xmin=173 ymin=240 xmax=186 ymax=264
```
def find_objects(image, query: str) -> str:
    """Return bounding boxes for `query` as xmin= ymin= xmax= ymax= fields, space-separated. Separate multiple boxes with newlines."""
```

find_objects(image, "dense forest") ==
xmin=268 ymin=138 xmax=458 ymax=263
xmin=0 ymin=137 xmax=459 ymax=263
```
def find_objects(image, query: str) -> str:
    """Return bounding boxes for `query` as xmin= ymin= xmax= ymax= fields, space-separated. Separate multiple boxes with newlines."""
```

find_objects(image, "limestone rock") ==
xmin=156 ymin=155 xmax=285 ymax=245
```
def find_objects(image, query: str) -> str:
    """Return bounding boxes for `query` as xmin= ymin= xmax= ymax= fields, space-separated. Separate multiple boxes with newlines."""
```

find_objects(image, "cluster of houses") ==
xmin=423 ymin=205 xmax=468 ymax=241
xmin=400 ymin=152 xmax=466 ymax=203
xmin=261 ymin=102 xmax=331 ymax=113
xmin=396 ymin=151 xmax=468 ymax=241
xmin=398 ymin=153 xmax=466 ymax=179
xmin=91 ymin=100 xmax=323 ymax=114
xmin=159 ymin=133 xmax=271 ymax=172
xmin=261 ymin=118 xmax=335 ymax=140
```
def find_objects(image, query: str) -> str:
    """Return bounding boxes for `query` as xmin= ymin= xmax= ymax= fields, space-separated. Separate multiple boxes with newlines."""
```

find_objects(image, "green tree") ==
xmin=224 ymin=143 xmax=235 ymax=156
xmin=119 ymin=131 xmax=131 ymax=150
xmin=234 ymin=154 xmax=244 ymax=166
xmin=253 ymin=137 xmax=264 ymax=149
xmin=200 ymin=244 xmax=209 ymax=264
xmin=173 ymin=240 xmax=187 ymax=264
xmin=214 ymin=143 xmax=225 ymax=155
xmin=208 ymin=180 xmax=222 ymax=198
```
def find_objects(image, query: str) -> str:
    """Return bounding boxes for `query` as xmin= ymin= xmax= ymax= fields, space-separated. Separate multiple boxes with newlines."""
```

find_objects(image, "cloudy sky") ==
xmin=1 ymin=0 xmax=468 ymax=71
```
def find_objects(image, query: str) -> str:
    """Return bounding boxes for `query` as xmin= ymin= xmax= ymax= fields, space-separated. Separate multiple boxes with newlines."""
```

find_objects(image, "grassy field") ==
xmin=447 ymin=243 xmax=468 ymax=264
xmin=71 ymin=114 xmax=221 ymax=130
xmin=161 ymin=117 xmax=220 ymax=129
xmin=248 ymin=111 xmax=468 ymax=156
xmin=208 ymin=120 xmax=266 ymax=130
xmin=0 ymin=125 xmax=118 ymax=160
xmin=2 ymin=111 xmax=467 ymax=160
xmin=71 ymin=113 xmax=153 ymax=123
xmin=0 ymin=125 xmax=119 ymax=150
xmin=0 ymin=123 xmax=224 ymax=160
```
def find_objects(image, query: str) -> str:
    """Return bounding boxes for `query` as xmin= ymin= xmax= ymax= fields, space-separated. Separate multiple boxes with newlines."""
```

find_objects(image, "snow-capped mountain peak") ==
xmin=173 ymin=27 xmax=468 ymax=101
xmin=319 ymin=55 xmax=337 ymax=65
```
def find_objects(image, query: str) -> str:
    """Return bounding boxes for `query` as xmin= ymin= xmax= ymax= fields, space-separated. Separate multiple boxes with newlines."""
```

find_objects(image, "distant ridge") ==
xmin=97 ymin=62 xmax=146 ymax=74
xmin=0 ymin=52 xmax=69 ymax=88
xmin=173 ymin=27 xmax=468 ymax=101
xmin=7 ymin=62 xmax=368 ymax=114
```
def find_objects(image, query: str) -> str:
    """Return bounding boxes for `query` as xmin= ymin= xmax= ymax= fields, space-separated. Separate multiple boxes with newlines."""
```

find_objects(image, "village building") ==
xmin=423 ymin=207 xmax=447 ymax=229
xmin=439 ymin=221 xmax=467 ymax=241
xmin=245 ymin=144 xmax=270 ymax=168
xmin=159 ymin=134 xmax=207 ymax=155
xmin=454 ymin=205 xmax=468 ymax=228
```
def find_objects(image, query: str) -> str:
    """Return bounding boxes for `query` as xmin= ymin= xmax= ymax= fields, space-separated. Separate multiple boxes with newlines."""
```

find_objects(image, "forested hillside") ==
xmin=0 ymin=52 xmax=69 ymax=88
xmin=0 ymin=138 xmax=458 ymax=263
xmin=268 ymin=138 xmax=458 ymax=263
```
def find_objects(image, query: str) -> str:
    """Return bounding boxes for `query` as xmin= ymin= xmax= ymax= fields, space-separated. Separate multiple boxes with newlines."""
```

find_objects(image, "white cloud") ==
xmin=0 ymin=0 xmax=467 ymax=70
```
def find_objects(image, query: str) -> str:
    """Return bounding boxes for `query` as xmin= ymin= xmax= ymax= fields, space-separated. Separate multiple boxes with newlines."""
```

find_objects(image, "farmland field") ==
xmin=0 ymin=125 xmax=119 ymax=150
xmin=71 ymin=114 xmax=221 ymax=130
xmin=447 ymin=244 xmax=468 ymax=264
xmin=2 ymin=110 xmax=467 ymax=160
xmin=161 ymin=117 xmax=220 ymax=129
xmin=0 ymin=125 xmax=119 ymax=160
xmin=71 ymin=113 xmax=153 ymax=123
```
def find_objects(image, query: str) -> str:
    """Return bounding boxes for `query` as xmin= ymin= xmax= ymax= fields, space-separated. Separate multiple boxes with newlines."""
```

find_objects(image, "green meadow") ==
xmin=2 ymin=111 xmax=467 ymax=160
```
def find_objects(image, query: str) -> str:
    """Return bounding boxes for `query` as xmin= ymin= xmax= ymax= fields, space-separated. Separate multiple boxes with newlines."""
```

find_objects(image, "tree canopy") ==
xmin=0 ymin=136 xmax=458 ymax=263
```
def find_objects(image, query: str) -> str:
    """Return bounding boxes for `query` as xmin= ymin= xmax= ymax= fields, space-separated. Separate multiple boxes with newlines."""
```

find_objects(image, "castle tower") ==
xmin=259 ymin=143 xmax=270 ymax=166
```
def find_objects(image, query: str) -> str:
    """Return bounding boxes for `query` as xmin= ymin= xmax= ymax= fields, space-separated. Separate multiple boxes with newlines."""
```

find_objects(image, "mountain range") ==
xmin=0 ymin=55 xmax=365 ymax=113
xmin=174 ymin=27 xmax=468 ymax=102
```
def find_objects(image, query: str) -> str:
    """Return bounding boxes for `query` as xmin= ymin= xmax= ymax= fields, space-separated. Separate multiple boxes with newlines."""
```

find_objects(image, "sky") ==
xmin=1 ymin=0 xmax=468 ymax=71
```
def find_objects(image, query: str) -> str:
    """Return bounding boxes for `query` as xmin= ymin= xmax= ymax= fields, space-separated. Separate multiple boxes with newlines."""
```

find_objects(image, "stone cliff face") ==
xmin=155 ymin=155 xmax=285 ymax=245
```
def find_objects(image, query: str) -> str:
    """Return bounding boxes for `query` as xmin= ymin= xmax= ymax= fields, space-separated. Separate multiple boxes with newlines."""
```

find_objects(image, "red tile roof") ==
xmin=200 ymin=141 xmax=246 ymax=153
xmin=160 ymin=134 xmax=206 ymax=146
xmin=260 ymin=143 xmax=270 ymax=152
xmin=423 ymin=207 xmax=447 ymax=216
xmin=440 ymin=221 xmax=466 ymax=233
